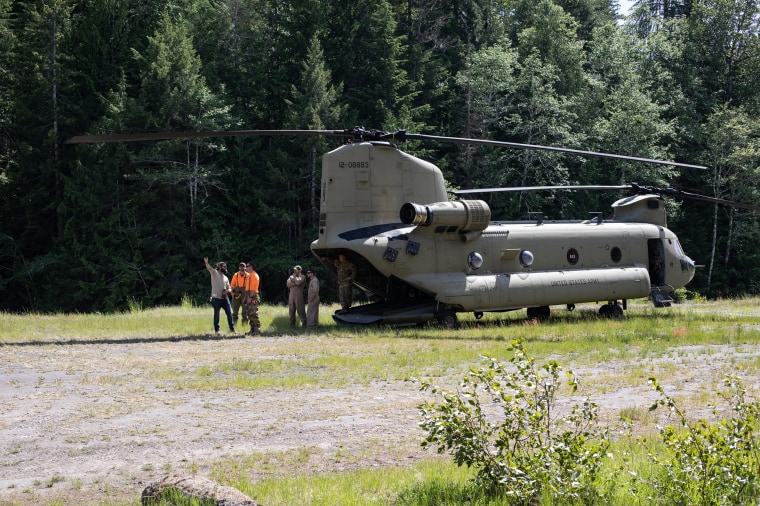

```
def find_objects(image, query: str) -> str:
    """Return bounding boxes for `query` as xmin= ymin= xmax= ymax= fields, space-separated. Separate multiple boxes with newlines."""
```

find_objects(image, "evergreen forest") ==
xmin=1 ymin=0 xmax=759 ymax=312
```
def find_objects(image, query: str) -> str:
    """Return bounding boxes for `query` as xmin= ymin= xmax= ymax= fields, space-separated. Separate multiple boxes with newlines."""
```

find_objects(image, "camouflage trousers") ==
xmin=338 ymin=282 xmax=353 ymax=310
xmin=243 ymin=302 xmax=260 ymax=334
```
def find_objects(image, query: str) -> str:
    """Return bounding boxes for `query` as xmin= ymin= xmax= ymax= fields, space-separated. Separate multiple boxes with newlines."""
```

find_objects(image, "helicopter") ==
xmin=66 ymin=127 xmax=760 ymax=328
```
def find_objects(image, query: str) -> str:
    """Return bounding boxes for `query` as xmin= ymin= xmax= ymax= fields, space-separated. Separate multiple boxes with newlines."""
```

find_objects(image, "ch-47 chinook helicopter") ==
xmin=67 ymin=127 xmax=760 ymax=328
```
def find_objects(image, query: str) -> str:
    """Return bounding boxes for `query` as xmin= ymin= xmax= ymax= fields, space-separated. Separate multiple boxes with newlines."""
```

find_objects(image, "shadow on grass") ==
xmin=1 ymin=306 xmax=683 ymax=347
xmin=369 ymin=306 xmax=682 ymax=337
xmin=0 ymin=332 xmax=248 ymax=347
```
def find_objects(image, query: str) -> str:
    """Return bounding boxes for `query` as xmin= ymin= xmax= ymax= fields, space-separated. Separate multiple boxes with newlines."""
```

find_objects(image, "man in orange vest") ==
xmin=230 ymin=262 xmax=249 ymax=327
xmin=243 ymin=262 xmax=261 ymax=335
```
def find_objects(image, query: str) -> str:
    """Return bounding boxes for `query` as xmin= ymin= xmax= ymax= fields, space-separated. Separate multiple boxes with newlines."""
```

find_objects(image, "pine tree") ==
xmin=56 ymin=9 xmax=234 ymax=310
xmin=286 ymin=35 xmax=343 ymax=227
xmin=322 ymin=0 xmax=411 ymax=126
xmin=1 ymin=0 xmax=75 ymax=310
xmin=0 ymin=0 xmax=18 ymax=303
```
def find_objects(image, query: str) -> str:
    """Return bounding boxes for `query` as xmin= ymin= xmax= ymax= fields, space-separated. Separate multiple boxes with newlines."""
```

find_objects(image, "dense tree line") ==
xmin=1 ymin=0 xmax=758 ymax=312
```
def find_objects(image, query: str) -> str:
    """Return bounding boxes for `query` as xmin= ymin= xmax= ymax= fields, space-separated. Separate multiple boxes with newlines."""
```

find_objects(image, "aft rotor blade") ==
xmin=65 ymin=127 xmax=706 ymax=171
xmin=64 ymin=129 xmax=351 ymax=144
xmin=403 ymin=133 xmax=707 ymax=170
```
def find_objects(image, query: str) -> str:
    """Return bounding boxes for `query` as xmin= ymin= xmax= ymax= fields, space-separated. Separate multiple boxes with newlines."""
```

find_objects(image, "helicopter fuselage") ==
xmin=311 ymin=141 xmax=696 ymax=326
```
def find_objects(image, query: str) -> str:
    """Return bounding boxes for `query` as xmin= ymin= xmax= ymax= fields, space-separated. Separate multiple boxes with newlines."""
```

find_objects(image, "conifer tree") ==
xmin=0 ymin=0 xmax=18 ymax=302
xmin=1 ymin=0 xmax=75 ymax=309
xmin=286 ymin=35 xmax=343 ymax=227
xmin=322 ymin=0 xmax=411 ymax=126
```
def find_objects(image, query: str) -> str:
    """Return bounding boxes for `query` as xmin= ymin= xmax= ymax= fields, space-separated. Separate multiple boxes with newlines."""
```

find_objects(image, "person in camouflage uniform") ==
xmin=243 ymin=262 xmax=261 ymax=335
xmin=333 ymin=253 xmax=357 ymax=314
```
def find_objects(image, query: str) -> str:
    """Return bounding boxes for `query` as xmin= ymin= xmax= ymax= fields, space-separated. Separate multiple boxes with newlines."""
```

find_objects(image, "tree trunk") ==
xmin=189 ymin=142 xmax=199 ymax=230
xmin=707 ymin=201 xmax=718 ymax=288
xmin=50 ymin=7 xmax=62 ymax=237
xmin=724 ymin=206 xmax=734 ymax=268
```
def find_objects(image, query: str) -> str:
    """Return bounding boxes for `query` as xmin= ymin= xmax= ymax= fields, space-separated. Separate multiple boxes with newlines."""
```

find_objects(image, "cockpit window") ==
xmin=673 ymin=239 xmax=685 ymax=257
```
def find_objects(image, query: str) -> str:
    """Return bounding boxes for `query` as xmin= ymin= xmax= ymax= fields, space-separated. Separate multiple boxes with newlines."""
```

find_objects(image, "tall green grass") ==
xmin=216 ymin=439 xmax=695 ymax=506
xmin=2 ymin=300 xmax=759 ymax=392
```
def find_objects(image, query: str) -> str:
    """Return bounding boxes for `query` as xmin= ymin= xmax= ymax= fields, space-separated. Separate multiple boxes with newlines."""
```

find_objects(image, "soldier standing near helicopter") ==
xmin=333 ymin=253 xmax=357 ymax=314
xmin=286 ymin=265 xmax=307 ymax=327
xmin=306 ymin=269 xmax=320 ymax=327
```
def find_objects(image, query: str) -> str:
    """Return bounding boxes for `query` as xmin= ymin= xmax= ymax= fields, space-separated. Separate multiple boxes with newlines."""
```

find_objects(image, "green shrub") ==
xmin=640 ymin=376 xmax=760 ymax=505
xmin=672 ymin=288 xmax=687 ymax=303
xmin=416 ymin=339 xmax=611 ymax=505
xmin=181 ymin=293 xmax=195 ymax=308
xmin=672 ymin=288 xmax=706 ymax=303
xmin=127 ymin=296 xmax=144 ymax=313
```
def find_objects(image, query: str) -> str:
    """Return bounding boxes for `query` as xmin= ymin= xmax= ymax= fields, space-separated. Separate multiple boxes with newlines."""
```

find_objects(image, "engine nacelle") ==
xmin=399 ymin=200 xmax=491 ymax=232
xmin=612 ymin=194 xmax=667 ymax=226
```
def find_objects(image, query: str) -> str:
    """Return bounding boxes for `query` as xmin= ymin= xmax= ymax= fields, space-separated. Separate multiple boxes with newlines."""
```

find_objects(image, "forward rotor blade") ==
xmin=455 ymin=185 xmax=631 ymax=195
xmin=634 ymin=185 xmax=760 ymax=212
xmin=403 ymin=133 xmax=707 ymax=170
xmin=456 ymin=183 xmax=760 ymax=212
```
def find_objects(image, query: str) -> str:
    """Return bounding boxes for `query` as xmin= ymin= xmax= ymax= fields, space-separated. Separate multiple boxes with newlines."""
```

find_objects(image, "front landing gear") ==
xmin=598 ymin=301 xmax=623 ymax=319
xmin=526 ymin=306 xmax=551 ymax=321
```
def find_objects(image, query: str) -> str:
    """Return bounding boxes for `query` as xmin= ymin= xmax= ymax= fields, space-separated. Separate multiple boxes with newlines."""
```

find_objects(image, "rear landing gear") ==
xmin=598 ymin=302 xmax=623 ymax=319
xmin=436 ymin=309 xmax=459 ymax=329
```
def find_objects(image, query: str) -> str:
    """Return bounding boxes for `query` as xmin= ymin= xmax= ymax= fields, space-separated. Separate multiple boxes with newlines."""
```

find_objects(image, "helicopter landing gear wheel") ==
xmin=436 ymin=309 xmax=459 ymax=329
xmin=566 ymin=303 xmax=576 ymax=311
xmin=599 ymin=302 xmax=623 ymax=319
xmin=526 ymin=306 xmax=550 ymax=321
xmin=474 ymin=311 xmax=484 ymax=320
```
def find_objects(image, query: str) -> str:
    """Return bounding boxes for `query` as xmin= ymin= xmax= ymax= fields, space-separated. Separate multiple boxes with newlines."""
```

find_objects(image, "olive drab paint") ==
xmin=311 ymin=141 xmax=695 ymax=327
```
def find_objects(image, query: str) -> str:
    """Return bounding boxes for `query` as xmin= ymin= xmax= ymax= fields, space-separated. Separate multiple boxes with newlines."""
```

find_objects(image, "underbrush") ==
xmin=413 ymin=340 xmax=760 ymax=505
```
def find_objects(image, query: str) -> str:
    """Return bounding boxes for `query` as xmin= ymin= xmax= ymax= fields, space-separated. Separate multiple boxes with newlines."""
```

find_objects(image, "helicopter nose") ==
xmin=681 ymin=256 xmax=696 ymax=283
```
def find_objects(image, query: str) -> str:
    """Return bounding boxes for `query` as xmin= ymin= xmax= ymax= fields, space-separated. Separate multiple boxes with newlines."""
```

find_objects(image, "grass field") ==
xmin=1 ymin=298 xmax=759 ymax=505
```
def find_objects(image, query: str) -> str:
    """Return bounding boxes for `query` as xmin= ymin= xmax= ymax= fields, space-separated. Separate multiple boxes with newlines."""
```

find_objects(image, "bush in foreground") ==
xmin=634 ymin=375 xmax=760 ymax=505
xmin=416 ymin=339 xmax=760 ymax=505
xmin=416 ymin=339 xmax=611 ymax=505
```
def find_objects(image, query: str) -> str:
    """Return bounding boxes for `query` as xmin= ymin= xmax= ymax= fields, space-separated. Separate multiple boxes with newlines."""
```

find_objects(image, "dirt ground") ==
xmin=1 ymin=325 xmax=759 ymax=505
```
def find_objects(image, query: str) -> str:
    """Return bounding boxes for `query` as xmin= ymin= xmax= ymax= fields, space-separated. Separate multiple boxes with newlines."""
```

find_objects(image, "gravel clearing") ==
xmin=1 ymin=325 xmax=759 ymax=505
xmin=1 ymin=336 xmax=430 ymax=505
